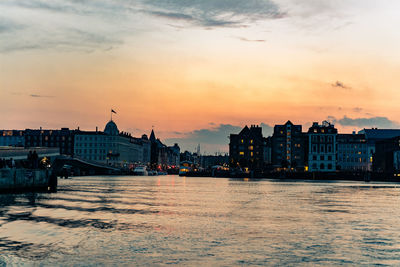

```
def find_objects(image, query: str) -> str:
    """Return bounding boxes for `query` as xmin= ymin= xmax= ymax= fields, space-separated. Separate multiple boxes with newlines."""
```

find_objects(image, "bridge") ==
xmin=0 ymin=147 xmax=121 ymax=176
xmin=51 ymin=155 xmax=121 ymax=176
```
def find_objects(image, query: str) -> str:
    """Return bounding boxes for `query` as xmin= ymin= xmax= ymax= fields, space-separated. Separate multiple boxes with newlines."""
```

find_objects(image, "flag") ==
xmin=111 ymin=109 xmax=117 ymax=114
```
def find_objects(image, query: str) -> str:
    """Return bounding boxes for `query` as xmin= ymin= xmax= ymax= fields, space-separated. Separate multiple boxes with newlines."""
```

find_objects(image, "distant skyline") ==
xmin=1 ymin=0 xmax=400 ymax=153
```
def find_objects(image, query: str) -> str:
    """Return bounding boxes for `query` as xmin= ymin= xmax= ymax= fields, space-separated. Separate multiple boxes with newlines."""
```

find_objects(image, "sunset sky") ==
xmin=1 ymin=0 xmax=400 ymax=153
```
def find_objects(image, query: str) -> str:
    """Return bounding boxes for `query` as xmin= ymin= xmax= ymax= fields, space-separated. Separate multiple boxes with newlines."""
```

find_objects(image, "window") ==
xmin=320 ymin=163 xmax=325 ymax=169
xmin=250 ymin=152 xmax=254 ymax=157
xmin=313 ymin=155 xmax=317 ymax=160
xmin=328 ymin=164 xmax=332 ymax=169
xmin=328 ymin=155 xmax=332 ymax=160
xmin=249 ymin=146 xmax=253 ymax=150
xmin=320 ymin=155 xmax=325 ymax=161
xmin=250 ymin=140 xmax=253 ymax=144
xmin=241 ymin=139 xmax=244 ymax=144
xmin=327 ymin=145 xmax=332 ymax=153
xmin=239 ymin=152 xmax=244 ymax=156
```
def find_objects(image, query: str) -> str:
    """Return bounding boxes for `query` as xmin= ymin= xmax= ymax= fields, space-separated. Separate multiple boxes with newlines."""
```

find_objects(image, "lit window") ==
xmin=250 ymin=152 xmax=254 ymax=157
xmin=241 ymin=139 xmax=244 ymax=144
xmin=250 ymin=140 xmax=253 ymax=144
xmin=239 ymin=152 xmax=244 ymax=155
xmin=249 ymin=146 xmax=253 ymax=150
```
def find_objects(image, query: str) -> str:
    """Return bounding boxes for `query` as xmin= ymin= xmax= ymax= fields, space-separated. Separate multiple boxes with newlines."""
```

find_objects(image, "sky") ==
xmin=1 ymin=0 xmax=400 ymax=154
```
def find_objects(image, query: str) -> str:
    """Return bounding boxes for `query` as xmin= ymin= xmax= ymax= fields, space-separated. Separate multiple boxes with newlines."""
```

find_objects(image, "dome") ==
xmin=104 ymin=120 xmax=119 ymax=135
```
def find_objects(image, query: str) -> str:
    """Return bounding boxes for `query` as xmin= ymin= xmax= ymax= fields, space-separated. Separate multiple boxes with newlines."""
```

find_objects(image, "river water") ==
xmin=1 ymin=176 xmax=400 ymax=266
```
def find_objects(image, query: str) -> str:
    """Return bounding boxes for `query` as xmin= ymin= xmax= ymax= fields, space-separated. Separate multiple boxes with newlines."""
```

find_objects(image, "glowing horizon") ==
xmin=1 ymin=0 xmax=400 ymax=152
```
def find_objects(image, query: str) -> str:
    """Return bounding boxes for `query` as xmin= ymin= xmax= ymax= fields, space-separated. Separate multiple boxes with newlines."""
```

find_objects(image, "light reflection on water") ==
xmin=1 ymin=176 xmax=400 ymax=266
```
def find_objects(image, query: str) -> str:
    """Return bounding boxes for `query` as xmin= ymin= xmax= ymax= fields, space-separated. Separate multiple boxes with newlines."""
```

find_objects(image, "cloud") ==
xmin=328 ymin=115 xmax=399 ymax=128
xmin=260 ymin=123 xmax=273 ymax=137
xmin=234 ymin=36 xmax=266 ymax=43
xmin=166 ymin=122 xmax=273 ymax=154
xmin=30 ymin=94 xmax=54 ymax=98
xmin=142 ymin=0 xmax=286 ymax=28
xmin=148 ymin=10 xmax=195 ymax=22
xmin=0 ymin=0 xmax=138 ymax=53
xmin=331 ymin=80 xmax=351 ymax=90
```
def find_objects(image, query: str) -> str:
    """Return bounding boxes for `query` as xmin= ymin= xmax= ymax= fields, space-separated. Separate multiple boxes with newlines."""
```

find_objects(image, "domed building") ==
xmin=104 ymin=120 xmax=119 ymax=136
xmin=73 ymin=119 xmax=151 ymax=166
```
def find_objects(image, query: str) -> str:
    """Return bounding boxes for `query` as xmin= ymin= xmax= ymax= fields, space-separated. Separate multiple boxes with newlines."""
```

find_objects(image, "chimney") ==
xmin=96 ymin=126 xmax=98 ymax=132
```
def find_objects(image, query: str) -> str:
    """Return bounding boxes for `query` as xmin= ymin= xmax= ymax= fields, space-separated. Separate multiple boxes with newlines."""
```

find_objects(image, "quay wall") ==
xmin=0 ymin=169 xmax=54 ymax=192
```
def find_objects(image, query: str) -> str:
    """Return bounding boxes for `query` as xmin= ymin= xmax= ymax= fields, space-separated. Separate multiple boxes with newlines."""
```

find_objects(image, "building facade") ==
xmin=358 ymin=129 xmax=400 ymax=171
xmin=307 ymin=121 xmax=337 ymax=172
xmin=374 ymin=136 xmax=400 ymax=173
xmin=200 ymin=154 xmax=229 ymax=169
xmin=337 ymin=133 xmax=369 ymax=171
xmin=271 ymin=121 xmax=306 ymax=171
xmin=149 ymin=130 xmax=180 ymax=169
xmin=0 ymin=130 xmax=25 ymax=147
xmin=74 ymin=120 xmax=151 ymax=166
xmin=25 ymin=128 xmax=75 ymax=155
xmin=229 ymin=125 xmax=265 ymax=170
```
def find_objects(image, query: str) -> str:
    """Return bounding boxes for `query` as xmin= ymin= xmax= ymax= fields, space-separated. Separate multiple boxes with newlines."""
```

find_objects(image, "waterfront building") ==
xmin=271 ymin=121 xmax=306 ymax=171
xmin=263 ymin=137 xmax=272 ymax=165
xmin=229 ymin=125 xmax=265 ymax=170
xmin=337 ymin=133 xmax=369 ymax=171
xmin=138 ymin=134 xmax=151 ymax=164
xmin=200 ymin=154 xmax=229 ymax=169
xmin=358 ymin=129 xmax=400 ymax=171
xmin=167 ymin=143 xmax=180 ymax=167
xmin=0 ymin=130 xmax=25 ymax=147
xmin=307 ymin=121 xmax=337 ymax=172
xmin=74 ymin=120 xmax=150 ymax=166
xmin=374 ymin=136 xmax=400 ymax=173
xmin=25 ymin=128 xmax=75 ymax=155
xmin=149 ymin=130 xmax=180 ymax=169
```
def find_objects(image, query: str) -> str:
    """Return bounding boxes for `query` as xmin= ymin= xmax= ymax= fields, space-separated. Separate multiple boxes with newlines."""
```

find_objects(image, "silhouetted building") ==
xmin=358 ymin=129 xmax=400 ymax=171
xmin=337 ymin=133 xmax=369 ymax=171
xmin=374 ymin=136 xmax=400 ymax=173
xmin=307 ymin=121 xmax=337 ymax=172
xmin=229 ymin=125 xmax=265 ymax=170
xmin=0 ymin=130 xmax=25 ymax=147
xmin=25 ymin=128 xmax=75 ymax=155
xmin=271 ymin=121 xmax=306 ymax=171
xmin=263 ymin=137 xmax=272 ymax=165
xmin=149 ymin=130 xmax=180 ymax=168
xmin=200 ymin=154 xmax=229 ymax=169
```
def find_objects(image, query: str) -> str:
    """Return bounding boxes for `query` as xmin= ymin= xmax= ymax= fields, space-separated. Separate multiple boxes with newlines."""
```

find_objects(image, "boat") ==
xmin=133 ymin=166 xmax=148 ymax=176
xmin=147 ymin=170 xmax=158 ymax=176
xmin=179 ymin=166 xmax=191 ymax=176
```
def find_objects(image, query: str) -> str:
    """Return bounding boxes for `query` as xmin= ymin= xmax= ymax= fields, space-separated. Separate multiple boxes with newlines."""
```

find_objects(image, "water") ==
xmin=1 ymin=176 xmax=400 ymax=266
